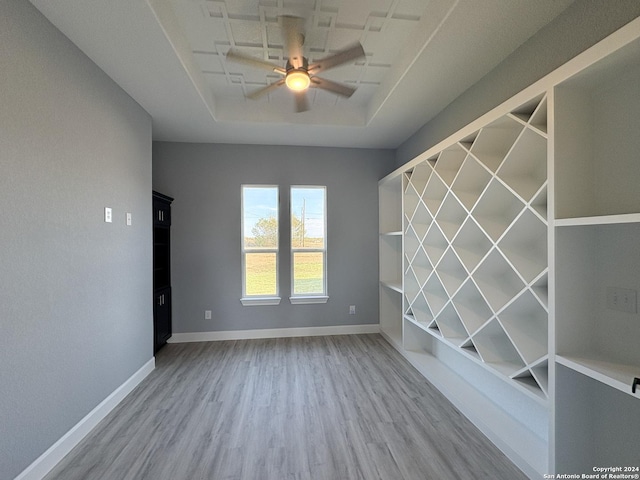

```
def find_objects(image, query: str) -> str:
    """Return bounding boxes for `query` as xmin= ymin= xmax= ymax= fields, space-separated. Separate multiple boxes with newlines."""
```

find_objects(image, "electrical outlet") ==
xmin=126 ymin=212 xmax=132 ymax=226
xmin=606 ymin=287 xmax=637 ymax=314
xmin=349 ymin=305 xmax=356 ymax=315
xmin=104 ymin=207 xmax=112 ymax=223
xmin=205 ymin=310 xmax=212 ymax=320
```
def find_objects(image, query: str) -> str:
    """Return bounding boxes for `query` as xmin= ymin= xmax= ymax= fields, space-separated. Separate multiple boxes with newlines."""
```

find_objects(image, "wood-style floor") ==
xmin=45 ymin=334 xmax=527 ymax=480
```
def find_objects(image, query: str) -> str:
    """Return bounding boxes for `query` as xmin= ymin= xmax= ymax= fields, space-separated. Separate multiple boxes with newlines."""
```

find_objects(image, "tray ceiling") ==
xmin=29 ymin=0 xmax=573 ymax=148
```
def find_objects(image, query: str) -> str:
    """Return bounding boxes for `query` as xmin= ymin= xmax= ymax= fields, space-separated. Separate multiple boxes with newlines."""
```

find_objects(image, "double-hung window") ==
xmin=241 ymin=185 xmax=280 ymax=305
xmin=290 ymin=186 xmax=327 ymax=303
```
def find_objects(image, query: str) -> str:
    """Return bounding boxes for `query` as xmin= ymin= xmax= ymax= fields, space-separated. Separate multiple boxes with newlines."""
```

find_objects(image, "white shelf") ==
xmin=380 ymin=280 xmax=402 ymax=293
xmin=555 ymin=212 xmax=640 ymax=227
xmin=556 ymin=354 xmax=640 ymax=399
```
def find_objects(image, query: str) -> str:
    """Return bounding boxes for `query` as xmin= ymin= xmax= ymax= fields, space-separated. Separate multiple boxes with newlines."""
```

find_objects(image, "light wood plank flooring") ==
xmin=45 ymin=334 xmax=528 ymax=480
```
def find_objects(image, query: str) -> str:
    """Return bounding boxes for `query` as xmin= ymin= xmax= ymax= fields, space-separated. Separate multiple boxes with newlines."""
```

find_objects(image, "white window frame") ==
xmin=289 ymin=185 xmax=328 ymax=304
xmin=240 ymin=185 xmax=281 ymax=306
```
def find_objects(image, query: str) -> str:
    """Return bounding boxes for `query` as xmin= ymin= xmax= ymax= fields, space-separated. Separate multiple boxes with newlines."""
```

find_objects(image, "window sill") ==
xmin=240 ymin=297 xmax=281 ymax=306
xmin=289 ymin=296 xmax=329 ymax=305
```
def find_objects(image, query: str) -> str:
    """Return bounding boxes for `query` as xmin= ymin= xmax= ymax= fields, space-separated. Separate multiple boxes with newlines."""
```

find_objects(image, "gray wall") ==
xmin=396 ymin=0 xmax=640 ymax=167
xmin=153 ymin=142 xmax=394 ymax=333
xmin=0 ymin=1 xmax=153 ymax=478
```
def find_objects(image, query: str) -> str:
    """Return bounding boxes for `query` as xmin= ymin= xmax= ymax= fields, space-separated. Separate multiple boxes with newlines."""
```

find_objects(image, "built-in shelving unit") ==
xmin=379 ymin=174 xmax=403 ymax=349
xmin=378 ymin=17 xmax=640 ymax=480
xmin=553 ymin=30 xmax=640 ymax=472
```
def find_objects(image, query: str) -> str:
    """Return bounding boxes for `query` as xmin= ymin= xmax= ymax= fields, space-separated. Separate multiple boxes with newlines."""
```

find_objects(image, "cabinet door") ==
xmin=154 ymin=287 xmax=171 ymax=352
xmin=153 ymin=198 xmax=171 ymax=227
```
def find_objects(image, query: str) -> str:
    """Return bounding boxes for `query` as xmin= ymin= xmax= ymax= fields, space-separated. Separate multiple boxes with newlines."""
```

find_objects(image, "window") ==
xmin=241 ymin=185 xmax=280 ymax=305
xmin=290 ymin=186 xmax=327 ymax=303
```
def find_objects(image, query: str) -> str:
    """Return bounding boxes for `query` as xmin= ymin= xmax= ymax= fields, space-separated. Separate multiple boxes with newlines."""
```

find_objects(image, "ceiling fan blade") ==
xmin=308 ymin=42 xmax=365 ymax=74
xmin=294 ymin=91 xmax=310 ymax=113
xmin=247 ymin=79 xmax=286 ymax=99
xmin=281 ymin=15 xmax=305 ymax=69
xmin=227 ymin=49 xmax=286 ymax=75
xmin=310 ymin=77 xmax=357 ymax=98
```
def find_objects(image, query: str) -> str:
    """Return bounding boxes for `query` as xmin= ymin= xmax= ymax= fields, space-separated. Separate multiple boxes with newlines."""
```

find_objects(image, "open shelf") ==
xmin=474 ymin=249 xmax=525 ymax=314
xmin=498 ymin=290 xmax=548 ymax=366
xmin=435 ymin=247 xmax=467 ymax=297
xmin=451 ymin=217 xmax=492 ymax=273
xmin=473 ymin=319 xmax=525 ymax=377
xmin=556 ymin=223 xmax=640 ymax=393
xmin=450 ymin=154 xmax=492 ymax=212
xmin=470 ymin=116 xmax=523 ymax=173
xmin=556 ymin=364 xmax=640 ymax=474
xmin=555 ymin=56 xmax=640 ymax=219
xmin=498 ymin=209 xmax=547 ymax=284
xmin=422 ymin=223 xmax=448 ymax=266
xmin=423 ymin=173 xmax=448 ymax=216
xmin=556 ymin=354 xmax=640 ymax=398
xmin=406 ymin=161 xmax=432 ymax=198
xmin=435 ymin=192 xmax=467 ymax=241
xmin=434 ymin=144 xmax=466 ymax=187
xmin=434 ymin=303 xmax=468 ymax=347
xmin=408 ymin=201 xmax=432 ymax=240
xmin=451 ymin=278 xmax=493 ymax=337
xmin=497 ymin=127 xmax=547 ymax=203
xmin=423 ymin=273 xmax=449 ymax=317
xmin=472 ymin=179 xmax=524 ymax=243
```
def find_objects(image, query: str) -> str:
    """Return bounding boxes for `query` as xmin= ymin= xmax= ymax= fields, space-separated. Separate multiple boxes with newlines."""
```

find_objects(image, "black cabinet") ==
xmin=153 ymin=191 xmax=173 ymax=353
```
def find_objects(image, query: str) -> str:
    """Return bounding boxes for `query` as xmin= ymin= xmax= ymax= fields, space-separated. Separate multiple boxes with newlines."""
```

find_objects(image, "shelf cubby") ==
xmin=435 ymin=193 xmax=467 ymax=241
xmin=403 ymin=185 xmax=421 ymax=221
xmin=555 ymin=364 xmax=640 ymax=475
xmin=422 ymin=173 xmax=448 ymax=216
xmin=470 ymin=116 xmax=523 ymax=173
xmin=531 ymin=272 xmax=548 ymax=309
xmin=408 ymin=246 xmax=432 ymax=284
xmin=498 ymin=209 xmax=547 ymax=283
xmin=409 ymin=291 xmax=433 ymax=327
xmin=474 ymin=249 xmax=525 ymax=314
xmin=472 ymin=178 xmax=524 ymax=243
xmin=451 ymin=217 xmax=492 ymax=273
xmin=380 ymin=284 xmax=402 ymax=345
xmin=511 ymin=368 xmax=546 ymax=399
xmin=403 ymin=268 xmax=421 ymax=306
xmin=406 ymin=161 xmax=432 ymax=197
xmin=472 ymin=319 xmax=525 ymax=376
xmin=555 ymin=56 xmax=640 ymax=219
xmin=497 ymin=127 xmax=547 ymax=203
xmin=408 ymin=201 xmax=432 ymax=241
xmin=530 ymin=359 xmax=549 ymax=397
xmin=530 ymin=184 xmax=548 ymax=221
xmin=556 ymin=222 xmax=640 ymax=392
xmin=529 ymin=97 xmax=548 ymax=135
xmin=434 ymin=303 xmax=469 ymax=346
xmin=451 ymin=278 xmax=493 ymax=337
xmin=458 ymin=130 xmax=479 ymax=152
xmin=423 ymin=273 xmax=449 ymax=317
xmin=460 ymin=338 xmax=481 ymax=360
xmin=498 ymin=290 xmax=548 ymax=365
xmin=509 ymin=94 xmax=546 ymax=128
xmin=435 ymin=248 xmax=467 ymax=297
xmin=422 ymin=223 xmax=448 ymax=266
xmin=379 ymin=233 xmax=402 ymax=288
xmin=434 ymin=144 xmax=466 ymax=186
xmin=450 ymin=155 xmax=492 ymax=212
xmin=403 ymin=225 xmax=420 ymax=265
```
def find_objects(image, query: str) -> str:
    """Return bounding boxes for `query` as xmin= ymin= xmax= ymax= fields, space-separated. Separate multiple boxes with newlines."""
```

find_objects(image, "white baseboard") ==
xmin=168 ymin=324 xmax=380 ymax=343
xmin=15 ymin=358 xmax=155 ymax=480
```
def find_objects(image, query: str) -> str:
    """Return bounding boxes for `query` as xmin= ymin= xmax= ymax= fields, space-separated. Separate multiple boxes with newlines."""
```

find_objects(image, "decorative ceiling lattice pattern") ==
xmin=169 ymin=0 xmax=427 ymax=108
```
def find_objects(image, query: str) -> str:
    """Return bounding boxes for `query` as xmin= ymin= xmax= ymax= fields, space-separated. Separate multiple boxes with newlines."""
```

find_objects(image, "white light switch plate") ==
xmin=126 ymin=212 xmax=132 ymax=226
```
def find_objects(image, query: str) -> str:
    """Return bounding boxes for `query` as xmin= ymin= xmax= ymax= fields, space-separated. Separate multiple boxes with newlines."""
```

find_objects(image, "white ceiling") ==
xmin=29 ymin=0 xmax=573 ymax=148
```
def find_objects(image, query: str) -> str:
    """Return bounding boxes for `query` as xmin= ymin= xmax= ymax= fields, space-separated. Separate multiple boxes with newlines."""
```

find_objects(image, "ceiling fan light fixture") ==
xmin=285 ymin=70 xmax=310 ymax=92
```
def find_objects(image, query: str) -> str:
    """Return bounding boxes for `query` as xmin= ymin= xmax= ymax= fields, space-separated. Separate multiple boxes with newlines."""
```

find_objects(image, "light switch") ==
xmin=104 ymin=207 xmax=112 ymax=223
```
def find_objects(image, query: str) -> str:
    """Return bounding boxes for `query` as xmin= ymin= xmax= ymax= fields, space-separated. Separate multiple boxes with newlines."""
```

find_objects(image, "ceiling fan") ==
xmin=226 ymin=15 xmax=365 ymax=112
